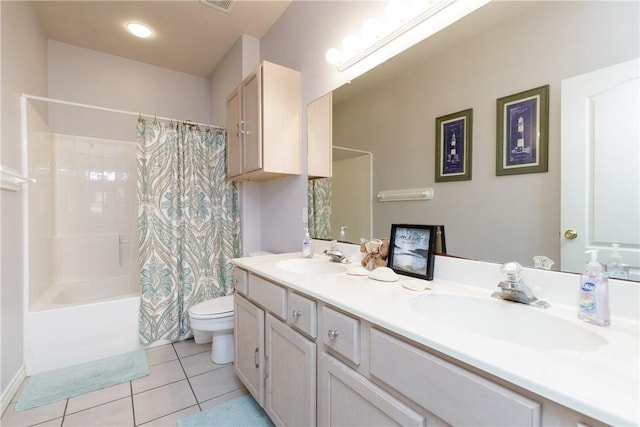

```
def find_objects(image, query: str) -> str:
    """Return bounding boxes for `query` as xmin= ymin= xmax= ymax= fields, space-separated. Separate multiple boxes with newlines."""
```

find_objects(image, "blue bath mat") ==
xmin=177 ymin=394 xmax=274 ymax=427
xmin=16 ymin=350 xmax=148 ymax=411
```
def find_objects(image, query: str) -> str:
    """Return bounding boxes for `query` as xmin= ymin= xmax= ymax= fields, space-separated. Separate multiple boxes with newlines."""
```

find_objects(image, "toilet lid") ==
xmin=190 ymin=295 xmax=234 ymax=316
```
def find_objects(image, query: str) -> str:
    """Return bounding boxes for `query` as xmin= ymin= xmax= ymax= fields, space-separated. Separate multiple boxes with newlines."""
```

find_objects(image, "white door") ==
xmin=561 ymin=58 xmax=640 ymax=280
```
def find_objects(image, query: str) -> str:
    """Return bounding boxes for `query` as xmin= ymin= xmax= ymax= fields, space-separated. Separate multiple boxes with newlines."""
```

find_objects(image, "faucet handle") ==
xmin=329 ymin=239 xmax=339 ymax=251
xmin=500 ymin=262 xmax=522 ymax=282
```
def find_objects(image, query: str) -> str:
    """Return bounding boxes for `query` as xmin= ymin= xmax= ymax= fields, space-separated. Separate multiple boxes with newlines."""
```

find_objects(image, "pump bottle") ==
xmin=302 ymin=228 xmax=313 ymax=258
xmin=339 ymin=226 xmax=347 ymax=241
xmin=606 ymin=243 xmax=629 ymax=280
xmin=578 ymin=250 xmax=610 ymax=326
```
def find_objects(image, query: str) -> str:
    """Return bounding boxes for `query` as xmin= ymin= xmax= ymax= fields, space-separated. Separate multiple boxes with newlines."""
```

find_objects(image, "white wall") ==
xmin=47 ymin=40 xmax=211 ymax=141
xmin=1 ymin=0 xmax=48 ymax=401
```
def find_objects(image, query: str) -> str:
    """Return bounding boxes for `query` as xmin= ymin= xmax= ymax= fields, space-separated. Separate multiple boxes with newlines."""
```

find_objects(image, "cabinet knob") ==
xmin=328 ymin=329 xmax=340 ymax=340
xmin=292 ymin=310 xmax=302 ymax=319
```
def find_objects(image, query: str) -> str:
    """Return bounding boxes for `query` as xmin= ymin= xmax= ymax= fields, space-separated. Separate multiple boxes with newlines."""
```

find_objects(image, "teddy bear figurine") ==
xmin=360 ymin=238 xmax=390 ymax=270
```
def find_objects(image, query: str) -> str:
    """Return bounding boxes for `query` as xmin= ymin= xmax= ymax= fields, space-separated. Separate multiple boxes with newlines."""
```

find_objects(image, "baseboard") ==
xmin=1 ymin=363 xmax=26 ymax=415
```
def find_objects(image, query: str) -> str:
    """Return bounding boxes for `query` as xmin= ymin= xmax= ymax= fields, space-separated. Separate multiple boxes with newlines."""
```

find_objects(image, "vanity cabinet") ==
xmin=368 ymin=328 xmax=541 ymax=426
xmin=233 ymin=270 xmax=316 ymax=426
xmin=318 ymin=352 xmax=425 ymax=426
xmin=226 ymin=61 xmax=301 ymax=182
xmin=234 ymin=262 xmax=613 ymax=427
xmin=233 ymin=294 xmax=264 ymax=405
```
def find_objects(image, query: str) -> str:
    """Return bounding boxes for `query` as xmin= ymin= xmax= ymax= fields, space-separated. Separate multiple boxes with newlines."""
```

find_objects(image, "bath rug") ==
xmin=177 ymin=394 xmax=274 ymax=427
xmin=15 ymin=350 xmax=148 ymax=411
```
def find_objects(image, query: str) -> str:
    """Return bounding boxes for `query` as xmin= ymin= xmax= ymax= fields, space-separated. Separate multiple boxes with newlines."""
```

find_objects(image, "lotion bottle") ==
xmin=606 ymin=243 xmax=629 ymax=280
xmin=339 ymin=226 xmax=347 ymax=241
xmin=302 ymin=228 xmax=313 ymax=258
xmin=578 ymin=250 xmax=610 ymax=326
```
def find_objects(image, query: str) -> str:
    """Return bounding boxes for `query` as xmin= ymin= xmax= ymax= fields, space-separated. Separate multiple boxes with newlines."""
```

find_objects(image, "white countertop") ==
xmin=232 ymin=251 xmax=640 ymax=426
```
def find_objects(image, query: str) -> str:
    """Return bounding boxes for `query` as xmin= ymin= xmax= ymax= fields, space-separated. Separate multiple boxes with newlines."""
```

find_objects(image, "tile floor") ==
xmin=1 ymin=340 xmax=248 ymax=427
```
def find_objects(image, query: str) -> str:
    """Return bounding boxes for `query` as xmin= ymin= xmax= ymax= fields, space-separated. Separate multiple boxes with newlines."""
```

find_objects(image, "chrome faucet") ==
xmin=491 ymin=262 xmax=550 ymax=308
xmin=324 ymin=240 xmax=349 ymax=264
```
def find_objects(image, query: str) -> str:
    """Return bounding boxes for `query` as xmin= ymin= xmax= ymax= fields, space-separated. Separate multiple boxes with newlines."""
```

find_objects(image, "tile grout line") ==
xmin=173 ymin=343 xmax=203 ymax=412
xmin=60 ymin=399 xmax=69 ymax=426
xmin=130 ymin=381 xmax=136 ymax=427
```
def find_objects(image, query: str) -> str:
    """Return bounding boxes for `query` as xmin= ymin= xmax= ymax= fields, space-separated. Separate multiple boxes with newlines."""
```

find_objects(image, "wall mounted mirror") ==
xmin=307 ymin=1 xmax=639 ymax=280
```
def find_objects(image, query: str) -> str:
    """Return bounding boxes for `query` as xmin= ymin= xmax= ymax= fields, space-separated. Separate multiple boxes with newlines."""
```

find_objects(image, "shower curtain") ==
xmin=308 ymin=178 xmax=332 ymax=240
xmin=137 ymin=120 xmax=240 ymax=344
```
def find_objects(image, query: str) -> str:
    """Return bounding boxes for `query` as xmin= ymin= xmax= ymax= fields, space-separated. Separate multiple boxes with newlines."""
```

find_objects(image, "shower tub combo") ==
xmin=24 ymin=102 xmax=143 ymax=375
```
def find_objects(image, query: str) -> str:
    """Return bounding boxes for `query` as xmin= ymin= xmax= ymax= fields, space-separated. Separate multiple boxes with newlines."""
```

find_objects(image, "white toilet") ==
xmin=188 ymin=295 xmax=235 ymax=364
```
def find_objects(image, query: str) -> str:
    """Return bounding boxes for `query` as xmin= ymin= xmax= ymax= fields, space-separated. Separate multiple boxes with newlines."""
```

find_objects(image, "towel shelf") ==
xmin=1 ymin=165 xmax=36 ymax=192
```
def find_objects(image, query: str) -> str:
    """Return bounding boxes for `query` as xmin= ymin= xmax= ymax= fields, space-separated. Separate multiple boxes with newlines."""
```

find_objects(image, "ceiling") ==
xmin=33 ymin=0 xmax=292 ymax=78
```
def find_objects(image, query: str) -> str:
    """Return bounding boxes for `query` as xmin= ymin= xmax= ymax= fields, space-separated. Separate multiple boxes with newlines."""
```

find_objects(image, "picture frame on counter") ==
xmin=435 ymin=108 xmax=473 ymax=182
xmin=388 ymin=224 xmax=438 ymax=281
xmin=496 ymin=85 xmax=549 ymax=176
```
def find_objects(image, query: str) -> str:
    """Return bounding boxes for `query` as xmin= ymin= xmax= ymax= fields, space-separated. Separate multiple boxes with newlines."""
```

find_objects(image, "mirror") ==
xmin=330 ymin=147 xmax=372 ymax=243
xmin=308 ymin=1 xmax=639 ymax=277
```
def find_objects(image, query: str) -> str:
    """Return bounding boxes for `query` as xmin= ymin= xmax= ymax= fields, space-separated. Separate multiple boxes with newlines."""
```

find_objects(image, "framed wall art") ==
xmin=496 ymin=85 xmax=549 ymax=175
xmin=388 ymin=224 xmax=437 ymax=281
xmin=435 ymin=108 xmax=472 ymax=182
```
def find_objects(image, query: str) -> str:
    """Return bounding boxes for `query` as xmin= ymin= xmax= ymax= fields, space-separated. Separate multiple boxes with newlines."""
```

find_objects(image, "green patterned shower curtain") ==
xmin=308 ymin=178 xmax=332 ymax=239
xmin=137 ymin=120 xmax=240 ymax=344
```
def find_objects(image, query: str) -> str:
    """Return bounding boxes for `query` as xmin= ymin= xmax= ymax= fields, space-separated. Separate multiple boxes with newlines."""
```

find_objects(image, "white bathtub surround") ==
xmin=233 ymin=249 xmax=639 ymax=426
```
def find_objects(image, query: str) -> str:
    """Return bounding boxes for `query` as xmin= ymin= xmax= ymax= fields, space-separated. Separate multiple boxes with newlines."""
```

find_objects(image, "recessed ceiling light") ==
xmin=127 ymin=22 xmax=152 ymax=38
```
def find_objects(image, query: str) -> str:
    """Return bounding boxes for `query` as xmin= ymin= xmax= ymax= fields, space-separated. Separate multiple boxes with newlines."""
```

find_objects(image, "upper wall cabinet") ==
xmin=307 ymin=92 xmax=333 ymax=178
xmin=226 ymin=61 xmax=301 ymax=182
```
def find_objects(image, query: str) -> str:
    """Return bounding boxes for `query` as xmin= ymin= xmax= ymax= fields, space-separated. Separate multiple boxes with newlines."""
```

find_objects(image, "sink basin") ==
xmin=276 ymin=258 xmax=348 ymax=275
xmin=410 ymin=294 xmax=607 ymax=351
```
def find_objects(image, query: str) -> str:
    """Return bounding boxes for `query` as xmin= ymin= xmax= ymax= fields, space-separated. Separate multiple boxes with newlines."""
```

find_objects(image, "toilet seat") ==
xmin=189 ymin=295 xmax=234 ymax=320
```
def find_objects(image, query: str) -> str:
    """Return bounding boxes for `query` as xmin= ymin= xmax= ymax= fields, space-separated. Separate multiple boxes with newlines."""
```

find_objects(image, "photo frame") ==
xmin=388 ymin=224 xmax=438 ymax=281
xmin=435 ymin=108 xmax=472 ymax=182
xmin=496 ymin=85 xmax=549 ymax=175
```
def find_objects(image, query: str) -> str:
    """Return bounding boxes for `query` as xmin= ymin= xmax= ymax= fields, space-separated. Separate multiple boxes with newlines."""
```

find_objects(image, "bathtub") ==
xmin=34 ymin=276 xmax=137 ymax=309
xmin=24 ymin=282 xmax=142 ymax=375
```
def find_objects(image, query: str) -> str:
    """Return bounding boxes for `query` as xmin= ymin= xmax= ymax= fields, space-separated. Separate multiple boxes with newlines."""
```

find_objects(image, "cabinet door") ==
xmin=242 ymin=67 xmax=262 ymax=174
xmin=318 ymin=352 xmax=425 ymax=427
xmin=234 ymin=295 xmax=265 ymax=406
xmin=226 ymin=85 xmax=242 ymax=178
xmin=307 ymin=92 xmax=332 ymax=178
xmin=265 ymin=313 xmax=316 ymax=427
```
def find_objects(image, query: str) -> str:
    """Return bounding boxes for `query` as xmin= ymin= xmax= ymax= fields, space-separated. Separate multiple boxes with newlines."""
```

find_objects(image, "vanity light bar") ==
xmin=334 ymin=0 xmax=457 ymax=72
xmin=377 ymin=187 xmax=434 ymax=202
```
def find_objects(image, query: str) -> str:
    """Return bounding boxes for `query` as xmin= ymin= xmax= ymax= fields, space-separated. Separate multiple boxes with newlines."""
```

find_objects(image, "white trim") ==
xmin=1 ymin=364 xmax=26 ymax=415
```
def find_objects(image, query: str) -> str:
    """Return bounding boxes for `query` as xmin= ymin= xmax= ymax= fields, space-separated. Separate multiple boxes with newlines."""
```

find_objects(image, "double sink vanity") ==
xmin=231 ymin=242 xmax=639 ymax=426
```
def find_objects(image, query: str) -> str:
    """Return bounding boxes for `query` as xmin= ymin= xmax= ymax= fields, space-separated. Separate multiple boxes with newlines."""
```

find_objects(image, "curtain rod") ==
xmin=21 ymin=94 xmax=225 ymax=131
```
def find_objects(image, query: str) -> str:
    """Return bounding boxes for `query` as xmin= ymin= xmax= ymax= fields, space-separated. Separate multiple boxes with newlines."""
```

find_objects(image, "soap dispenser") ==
xmin=606 ymin=244 xmax=629 ymax=280
xmin=578 ymin=250 xmax=610 ymax=326
xmin=302 ymin=228 xmax=313 ymax=258
xmin=339 ymin=226 xmax=347 ymax=241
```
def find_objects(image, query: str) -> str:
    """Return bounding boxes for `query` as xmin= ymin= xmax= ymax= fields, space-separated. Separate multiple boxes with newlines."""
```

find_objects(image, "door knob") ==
xmin=564 ymin=229 xmax=578 ymax=240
